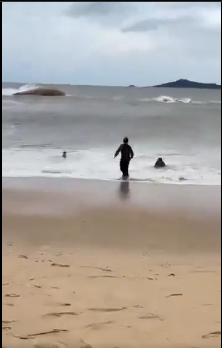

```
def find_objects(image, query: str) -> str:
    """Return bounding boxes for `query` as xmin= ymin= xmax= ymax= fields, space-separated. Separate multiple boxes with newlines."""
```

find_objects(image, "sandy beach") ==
xmin=2 ymin=178 xmax=221 ymax=348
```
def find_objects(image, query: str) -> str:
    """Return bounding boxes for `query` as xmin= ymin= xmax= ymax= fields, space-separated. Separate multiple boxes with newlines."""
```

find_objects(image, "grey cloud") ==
xmin=65 ymin=2 xmax=135 ymax=25
xmin=121 ymin=16 xmax=197 ymax=33
xmin=121 ymin=13 xmax=221 ymax=60
xmin=159 ymin=2 xmax=221 ymax=9
xmin=122 ymin=13 xmax=221 ymax=35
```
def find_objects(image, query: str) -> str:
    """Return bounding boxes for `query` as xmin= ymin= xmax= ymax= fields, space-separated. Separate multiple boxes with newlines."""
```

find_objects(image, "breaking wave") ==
xmin=2 ymin=84 xmax=65 ymax=97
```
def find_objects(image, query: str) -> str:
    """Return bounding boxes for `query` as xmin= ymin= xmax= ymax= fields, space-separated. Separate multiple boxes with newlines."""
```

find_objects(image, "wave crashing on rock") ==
xmin=13 ymin=84 xmax=65 ymax=97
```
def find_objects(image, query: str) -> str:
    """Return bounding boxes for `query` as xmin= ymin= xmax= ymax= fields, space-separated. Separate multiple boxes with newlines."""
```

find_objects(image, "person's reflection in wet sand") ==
xmin=118 ymin=180 xmax=130 ymax=201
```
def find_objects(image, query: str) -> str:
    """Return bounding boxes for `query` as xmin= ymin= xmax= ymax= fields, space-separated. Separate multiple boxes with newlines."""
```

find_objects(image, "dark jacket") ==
xmin=114 ymin=143 xmax=134 ymax=162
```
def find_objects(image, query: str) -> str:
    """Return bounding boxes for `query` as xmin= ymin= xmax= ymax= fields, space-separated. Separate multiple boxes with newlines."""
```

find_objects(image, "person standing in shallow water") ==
xmin=114 ymin=137 xmax=134 ymax=179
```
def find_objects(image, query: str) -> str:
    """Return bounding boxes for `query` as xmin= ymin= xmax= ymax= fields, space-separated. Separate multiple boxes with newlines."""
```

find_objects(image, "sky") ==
xmin=2 ymin=2 xmax=221 ymax=86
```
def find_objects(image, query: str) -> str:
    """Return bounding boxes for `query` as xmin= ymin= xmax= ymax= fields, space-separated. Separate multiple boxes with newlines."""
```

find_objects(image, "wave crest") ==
xmin=2 ymin=84 xmax=65 ymax=97
xmin=155 ymin=95 xmax=192 ymax=104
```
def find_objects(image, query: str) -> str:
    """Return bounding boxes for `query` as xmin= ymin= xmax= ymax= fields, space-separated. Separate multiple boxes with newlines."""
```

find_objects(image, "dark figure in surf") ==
xmin=62 ymin=151 xmax=67 ymax=159
xmin=154 ymin=157 xmax=166 ymax=168
xmin=114 ymin=137 xmax=134 ymax=179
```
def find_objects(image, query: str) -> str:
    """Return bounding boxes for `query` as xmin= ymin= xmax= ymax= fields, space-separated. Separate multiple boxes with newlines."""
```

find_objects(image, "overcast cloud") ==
xmin=2 ymin=2 xmax=221 ymax=86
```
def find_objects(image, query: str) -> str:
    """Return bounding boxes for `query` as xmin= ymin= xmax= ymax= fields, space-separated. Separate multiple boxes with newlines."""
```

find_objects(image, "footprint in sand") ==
xmin=88 ymin=275 xmax=118 ymax=279
xmin=81 ymin=265 xmax=112 ymax=273
xmin=133 ymin=305 xmax=144 ymax=309
xmin=51 ymin=263 xmax=70 ymax=268
xmin=2 ymin=326 xmax=11 ymax=331
xmin=85 ymin=321 xmax=114 ymax=330
xmin=202 ymin=331 xmax=221 ymax=339
xmin=2 ymin=320 xmax=16 ymax=332
xmin=45 ymin=302 xmax=72 ymax=307
xmin=166 ymin=293 xmax=183 ymax=298
xmin=13 ymin=329 xmax=69 ymax=340
xmin=34 ymin=284 xmax=42 ymax=289
xmin=43 ymin=311 xmax=82 ymax=318
xmin=19 ymin=255 xmax=29 ymax=259
xmin=2 ymin=320 xmax=16 ymax=324
xmin=139 ymin=314 xmax=163 ymax=321
xmin=88 ymin=307 xmax=127 ymax=312
xmin=5 ymin=293 xmax=20 ymax=298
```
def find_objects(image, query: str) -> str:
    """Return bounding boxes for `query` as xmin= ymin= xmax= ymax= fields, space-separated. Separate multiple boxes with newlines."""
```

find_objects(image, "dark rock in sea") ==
xmin=154 ymin=158 xmax=166 ymax=168
xmin=152 ymin=79 xmax=221 ymax=90
xmin=179 ymin=177 xmax=187 ymax=181
xmin=14 ymin=88 xmax=65 ymax=96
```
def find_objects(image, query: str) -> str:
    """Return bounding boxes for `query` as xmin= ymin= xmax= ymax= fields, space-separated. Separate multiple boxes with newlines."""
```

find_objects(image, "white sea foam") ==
xmin=2 ymin=147 xmax=221 ymax=185
xmin=2 ymin=88 xmax=18 ymax=96
xmin=2 ymin=84 xmax=40 ymax=96
xmin=153 ymin=96 xmax=192 ymax=103
xmin=2 ymin=84 xmax=64 ymax=97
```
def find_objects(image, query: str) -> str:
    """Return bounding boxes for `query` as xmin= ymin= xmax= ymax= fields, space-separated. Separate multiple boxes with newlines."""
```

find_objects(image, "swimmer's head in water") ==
xmin=123 ymin=137 xmax=129 ymax=144
xmin=62 ymin=151 xmax=67 ymax=158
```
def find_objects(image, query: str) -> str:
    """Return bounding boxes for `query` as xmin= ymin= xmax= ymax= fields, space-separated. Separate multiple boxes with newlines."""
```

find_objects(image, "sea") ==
xmin=2 ymin=82 xmax=221 ymax=185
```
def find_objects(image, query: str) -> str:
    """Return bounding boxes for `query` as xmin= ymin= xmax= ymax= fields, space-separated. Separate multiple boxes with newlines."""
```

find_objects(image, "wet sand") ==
xmin=2 ymin=178 xmax=221 ymax=348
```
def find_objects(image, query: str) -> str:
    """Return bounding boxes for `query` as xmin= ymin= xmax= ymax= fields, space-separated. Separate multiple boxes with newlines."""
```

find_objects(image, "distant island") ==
xmin=152 ymin=79 xmax=221 ymax=90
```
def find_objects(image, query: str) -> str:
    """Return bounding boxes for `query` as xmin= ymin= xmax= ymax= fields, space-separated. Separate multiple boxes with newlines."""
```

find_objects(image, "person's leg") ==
xmin=125 ymin=161 xmax=129 ymax=177
xmin=120 ymin=160 xmax=124 ymax=175
xmin=120 ymin=160 xmax=130 ymax=178
xmin=121 ymin=161 xmax=129 ymax=178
